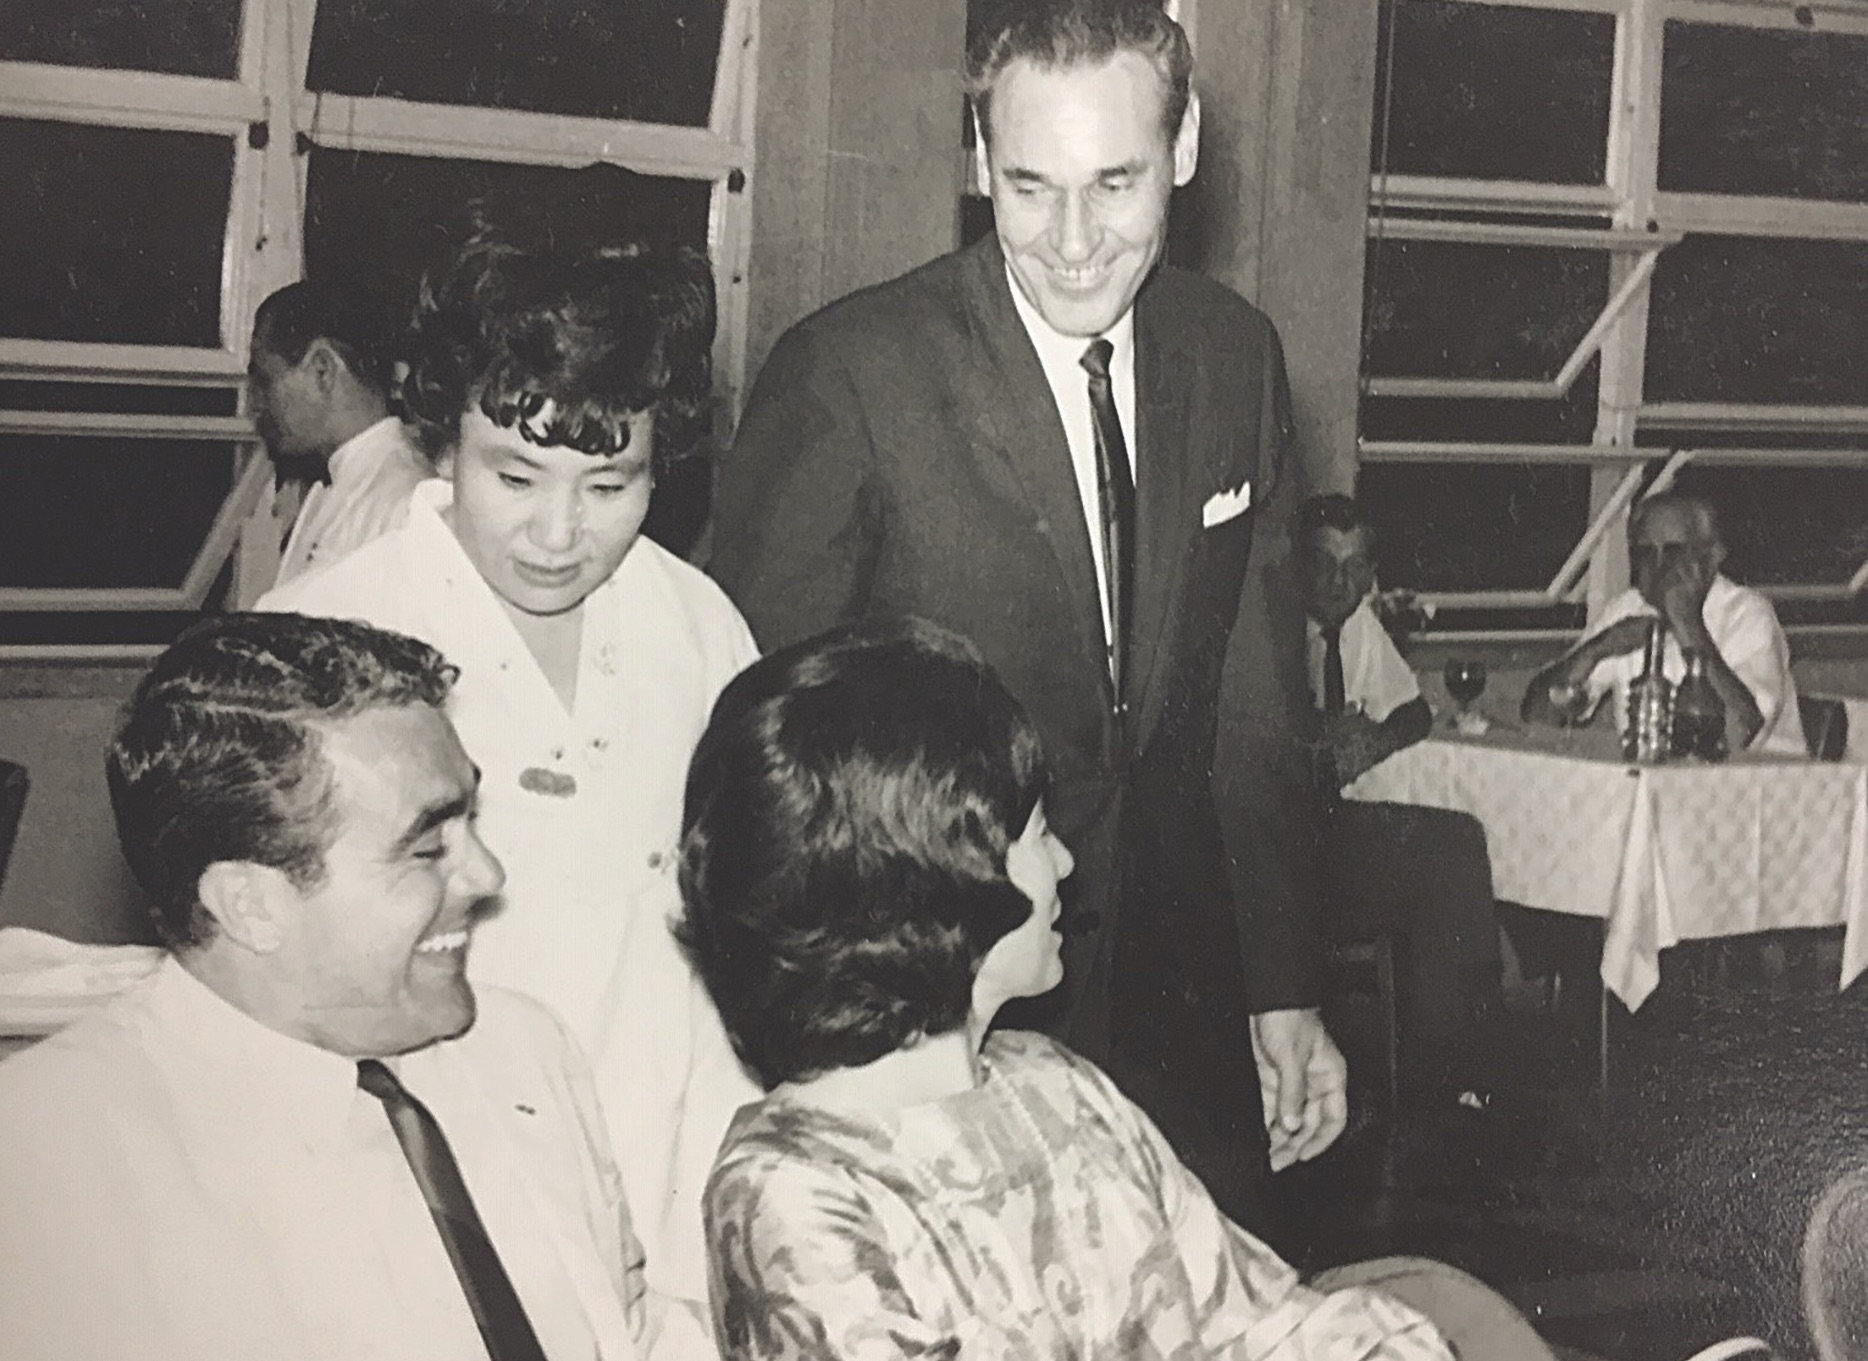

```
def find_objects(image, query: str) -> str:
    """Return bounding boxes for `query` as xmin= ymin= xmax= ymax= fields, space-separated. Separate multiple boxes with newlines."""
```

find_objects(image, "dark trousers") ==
xmin=1323 ymin=800 xmax=1502 ymax=1092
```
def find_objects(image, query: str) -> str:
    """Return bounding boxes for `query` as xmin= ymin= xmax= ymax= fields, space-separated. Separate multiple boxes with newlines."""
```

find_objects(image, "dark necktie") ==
xmin=356 ymin=1059 xmax=548 ymax=1361
xmin=1079 ymin=339 xmax=1135 ymax=716
xmin=1321 ymin=624 xmax=1347 ymax=716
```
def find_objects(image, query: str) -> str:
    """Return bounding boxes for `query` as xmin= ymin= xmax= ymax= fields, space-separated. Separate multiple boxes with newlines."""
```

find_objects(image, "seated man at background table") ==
xmin=249 ymin=279 xmax=432 ymax=587
xmin=1522 ymin=491 xmax=1805 ymax=756
xmin=1302 ymin=494 xmax=1504 ymax=1116
xmin=0 ymin=613 xmax=655 ymax=1360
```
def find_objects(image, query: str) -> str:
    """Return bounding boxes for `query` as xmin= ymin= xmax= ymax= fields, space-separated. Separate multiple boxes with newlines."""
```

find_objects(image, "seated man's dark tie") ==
xmin=1321 ymin=624 xmax=1347 ymax=716
xmin=1080 ymin=338 xmax=1135 ymax=717
xmin=356 ymin=1059 xmax=548 ymax=1361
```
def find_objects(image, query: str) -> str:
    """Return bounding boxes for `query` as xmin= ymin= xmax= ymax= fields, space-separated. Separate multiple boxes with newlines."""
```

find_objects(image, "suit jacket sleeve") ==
xmin=1212 ymin=337 xmax=1327 ymax=1013
xmin=708 ymin=323 xmax=883 ymax=648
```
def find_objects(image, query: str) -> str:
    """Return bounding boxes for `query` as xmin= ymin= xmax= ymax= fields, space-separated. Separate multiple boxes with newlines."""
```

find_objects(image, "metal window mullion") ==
xmin=1369 ymin=174 xmax=1617 ymax=217
xmin=1639 ymin=403 xmax=1868 ymax=432
xmin=1358 ymin=440 xmax=1652 ymax=464
xmin=293 ymin=95 xmax=746 ymax=180
xmin=712 ymin=0 xmax=761 ymax=425
xmin=0 ymin=340 xmax=244 ymax=379
xmin=1584 ymin=0 xmax=1664 ymax=622
xmin=1654 ymin=193 xmax=1868 ymax=242
xmin=1663 ymin=0 xmax=1868 ymax=37
xmin=0 ymin=588 xmax=193 ymax=613
xmin=0 ymin=412 xmax=251 ymax=440
xmin=0 ymin=62 xmax=261 ymax=134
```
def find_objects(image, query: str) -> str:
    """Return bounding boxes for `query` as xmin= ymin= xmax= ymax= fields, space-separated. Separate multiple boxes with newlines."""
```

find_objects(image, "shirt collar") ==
xmin=326 ymin=416 xmax=407 ymax=485
xmin=145 ymin=956 xmax=367 ymax=1155
xmin=1004 ymin=265 xmax=1136 ymax=384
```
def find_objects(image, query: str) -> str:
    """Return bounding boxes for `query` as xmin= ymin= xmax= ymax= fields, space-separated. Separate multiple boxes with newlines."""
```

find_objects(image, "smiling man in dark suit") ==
xmin=709 ymin=0 xmax=1342 ymax=1229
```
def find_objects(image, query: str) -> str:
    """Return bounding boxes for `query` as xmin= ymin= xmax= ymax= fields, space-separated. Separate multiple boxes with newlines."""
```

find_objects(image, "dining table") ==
xmin=1343 ymin=715 xmax=1868 ymax=1015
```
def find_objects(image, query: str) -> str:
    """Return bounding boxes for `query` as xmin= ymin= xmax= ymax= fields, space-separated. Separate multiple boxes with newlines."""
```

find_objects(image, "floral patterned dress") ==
xmin=704 ymin=1032 xmax=1453 ymax=1361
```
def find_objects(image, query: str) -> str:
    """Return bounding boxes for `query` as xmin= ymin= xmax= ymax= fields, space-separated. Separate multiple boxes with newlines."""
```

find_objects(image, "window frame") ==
xmin=1362 ymin=0 xmax=1868 ymax=637
xmin=0 ymin=0 xmax=758 ymax=653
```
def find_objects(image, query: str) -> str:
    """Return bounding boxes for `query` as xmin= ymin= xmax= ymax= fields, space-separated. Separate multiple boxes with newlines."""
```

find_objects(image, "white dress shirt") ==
xmin=1006 ymin=269 xmax=1137 ymax=645
xmin=262 ymin=482 xmax=762 ymax=1332
xmin=0 ymin=961 xmax=643 ymax=1361
xmin=1306 ymin=598 xmax=1422 ymax=724
xmin=275 ymin=416 xmax=431 ymax=587
xmin=1583 ymin=575 xmax=1806 ymax=756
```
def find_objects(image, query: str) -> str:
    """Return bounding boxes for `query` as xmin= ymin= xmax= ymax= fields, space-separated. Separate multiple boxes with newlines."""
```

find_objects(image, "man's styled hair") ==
xmin=107 ymin=613 xmax=458 ymax=951
xmin=676 ymin=618 xmax=1050 ymax=1089
xmin=252 ymin=280 xmax=397 ymax=396
xmin=966 ymin=0 xmax=1193 ymax=146
xmin=401 ymin=225 xmax=716 ymax=469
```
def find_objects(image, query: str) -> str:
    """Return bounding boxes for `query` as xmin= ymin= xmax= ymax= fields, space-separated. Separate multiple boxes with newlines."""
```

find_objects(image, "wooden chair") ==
xmin=1800 ymin=695 xmax=1850 ymax=763
xmin=1803 ymin=1164 xmax=1868 ymax=1361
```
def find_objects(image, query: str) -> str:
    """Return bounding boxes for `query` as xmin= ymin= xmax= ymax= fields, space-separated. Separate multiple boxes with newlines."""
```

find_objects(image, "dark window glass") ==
xmin=1663 ymin=464 xmax=1868 ymax=589
xmin=0 ymin=438 xmax=236 ymax=589
xmin=0 ymin=119 xmax=232 ymax=347
xmin=0 ymin=382 xmax=238 ymax=417
xmin=306 ymin=0 xmax=727 ymax=127
xmin=1645 ymin=236 xmax=1868 ymax=405
xmin=1363 ymin=240 xmax=1610 ymax=381
xmin=1356 ymin=462 xmax=1593 ymax=593
xmin=1660 ymin=22 xmax=1868 ymax=203
xmin=1371 ymin=0 xmax=1614 ymax=184
xmin=0 ymin=0 xmax=240 ymax=78
xmin=304 ymin=151 xmax=714 ymax=343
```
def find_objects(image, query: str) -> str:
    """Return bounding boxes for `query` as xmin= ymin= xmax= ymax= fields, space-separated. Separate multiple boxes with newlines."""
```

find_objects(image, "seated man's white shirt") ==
xmin=1307 ymin=598 xmax=1421 ymax=724
xmin=275 ymin=416 xmax=430 ymax=587
xmin=0 ymin=960 xmax=642 ymax=1361
xmin=261 ymin=481 xmax=761 ymax=1328
xmin=1583 ymin=575 xmax=1805 ymax=756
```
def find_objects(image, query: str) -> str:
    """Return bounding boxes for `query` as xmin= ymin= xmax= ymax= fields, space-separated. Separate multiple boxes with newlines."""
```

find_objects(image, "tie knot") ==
xmin=356 ymin=1057 xmax=405 ymax=1104
xmin=1079 ymin=338 xmax=1115 ymax=381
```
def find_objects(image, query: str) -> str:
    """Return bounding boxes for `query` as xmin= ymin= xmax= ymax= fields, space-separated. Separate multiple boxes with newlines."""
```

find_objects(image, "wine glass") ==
xmin=1443 ymin=658 xmax=1488 ymax=727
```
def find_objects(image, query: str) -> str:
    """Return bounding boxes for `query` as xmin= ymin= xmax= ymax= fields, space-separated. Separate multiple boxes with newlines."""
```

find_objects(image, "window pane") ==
xmin=0 ymin=0 xmax=239 ymax=78
xmin=1645 ymin=236 xmax=1868 ymax=405
xmin=307 ymin=0 xmax=727 ymax=127
xmin=1662 ymin=464 xmax=1868 ymax=589
xmin=1371 ymin=0 xmax=1614 ymax=184
xmin=1356 ymin=462 xmax=1593 ymax=593
xmin=1364 ymin=240 xmax=1609 ymax=380
xmin=1660 ymin=22 xmax=1868 ymax=203
xmin=0 ymin=438 xmax=236 ymax=589
xmin=303 ymin=151 xmax=714 ymax=340
xmin=0 ymin=119 xmax=232 ymax=347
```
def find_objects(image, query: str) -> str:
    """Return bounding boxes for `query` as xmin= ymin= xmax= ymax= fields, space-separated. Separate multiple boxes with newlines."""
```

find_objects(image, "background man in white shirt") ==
xmin=249 ymin=280 xmax=431 ymax=586
xmin=1302 ymin=494 xmax=1504 ymax=1114
xmin=1522 ymin=492 xmax=1805 ymax=756
xmin=0 ymin=614 xmax=655 ymax=1361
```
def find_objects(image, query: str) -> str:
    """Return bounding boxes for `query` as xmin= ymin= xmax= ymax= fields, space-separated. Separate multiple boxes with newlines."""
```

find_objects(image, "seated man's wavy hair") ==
xmin=676 ymin=618 xmax=1050 ymax=1088
xmin=401 ymin=226 xmax=715 ymax=471
xmin=107 ymin=613 xmax=457 ymax=952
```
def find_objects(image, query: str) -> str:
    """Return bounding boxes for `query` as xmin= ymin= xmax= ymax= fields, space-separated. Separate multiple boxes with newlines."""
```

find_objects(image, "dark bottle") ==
xmin=1623 ymin=618 xmax=1673 ymax=763
xmin=1670 ymin=648 xmax=1728 ymax=762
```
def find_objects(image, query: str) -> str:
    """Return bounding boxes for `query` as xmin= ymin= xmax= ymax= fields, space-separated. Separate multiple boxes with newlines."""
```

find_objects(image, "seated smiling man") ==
xmin=1523 ymin=491 xmax=1804 ymax=755
xmin=0 ymin=614 xmax=652 ymax=1361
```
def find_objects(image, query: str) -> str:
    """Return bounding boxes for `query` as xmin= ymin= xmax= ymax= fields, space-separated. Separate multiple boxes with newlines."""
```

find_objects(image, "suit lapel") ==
xmin=1130 ymin=296 xmax=1203 ymax=745
xmin=956 ymin=242 xmax=1113 ymax=694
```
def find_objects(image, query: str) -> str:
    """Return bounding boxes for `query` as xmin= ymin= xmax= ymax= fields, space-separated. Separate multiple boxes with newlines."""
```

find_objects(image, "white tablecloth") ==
xmin=1345 ymin=728 xmax=1868 ymax=1009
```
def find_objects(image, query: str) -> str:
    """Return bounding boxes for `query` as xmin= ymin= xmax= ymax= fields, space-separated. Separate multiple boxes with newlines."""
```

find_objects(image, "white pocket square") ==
xmin=1201 ymin=480 xmax=1252 ymax=528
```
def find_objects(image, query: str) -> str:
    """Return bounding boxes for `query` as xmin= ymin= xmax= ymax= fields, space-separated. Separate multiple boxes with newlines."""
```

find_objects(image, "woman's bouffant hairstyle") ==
xmin=675 ymin=618 xmax=1050 ymax=1089
xmin=400 ymin=225 xmax=715 ymax=470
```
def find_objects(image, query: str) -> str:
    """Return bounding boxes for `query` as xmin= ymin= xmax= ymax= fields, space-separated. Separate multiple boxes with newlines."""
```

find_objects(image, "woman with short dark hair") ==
xmin=680 ymin=619 xmax=1547 ymax=1359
